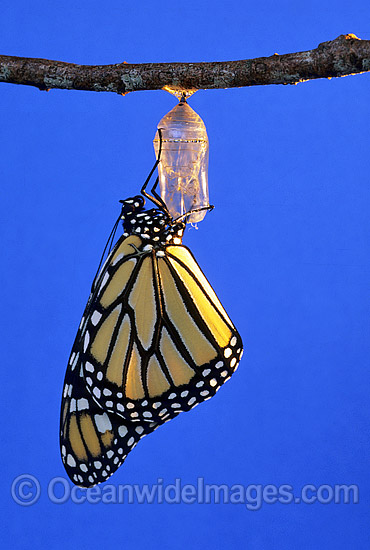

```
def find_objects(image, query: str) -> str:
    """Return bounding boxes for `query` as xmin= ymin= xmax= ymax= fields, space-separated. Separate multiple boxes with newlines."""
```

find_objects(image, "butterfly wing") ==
xmin=61 ymin=229 xmax=243 ymax=486
xmin=60 ymin=234 xmax=163 ymax=487
xmin=60 ymin=338 xmax=162 ymax=487
xmin=81 ymin=238 xmax=243 ymax=423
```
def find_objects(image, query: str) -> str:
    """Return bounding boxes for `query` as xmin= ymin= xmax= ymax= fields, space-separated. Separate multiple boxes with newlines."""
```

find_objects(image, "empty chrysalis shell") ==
xmin=153 ymin=99 xmax=210 ymax=224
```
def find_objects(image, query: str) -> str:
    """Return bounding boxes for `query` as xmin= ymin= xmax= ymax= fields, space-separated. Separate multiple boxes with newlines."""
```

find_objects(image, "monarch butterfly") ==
xmin=60 ymin=133 xmax=243 ymax=487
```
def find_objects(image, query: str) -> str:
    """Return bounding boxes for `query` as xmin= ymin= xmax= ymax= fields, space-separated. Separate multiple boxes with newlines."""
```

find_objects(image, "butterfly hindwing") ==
xmin=60 ymin=341 xmax=162 ymax=487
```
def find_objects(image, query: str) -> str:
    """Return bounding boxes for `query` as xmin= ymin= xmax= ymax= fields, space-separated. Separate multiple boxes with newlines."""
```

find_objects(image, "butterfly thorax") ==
xmin=121 ymin=196 xmax=185 ymax=249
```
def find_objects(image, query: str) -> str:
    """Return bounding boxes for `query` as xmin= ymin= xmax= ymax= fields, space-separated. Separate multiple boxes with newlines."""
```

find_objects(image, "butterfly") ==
xmin=60 ymin=133 xmax=243 ymax=487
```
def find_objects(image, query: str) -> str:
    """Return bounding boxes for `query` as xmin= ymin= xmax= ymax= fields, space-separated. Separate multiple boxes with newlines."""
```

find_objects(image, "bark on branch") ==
xmin=0 ymin=34 xmax=369 ymax=95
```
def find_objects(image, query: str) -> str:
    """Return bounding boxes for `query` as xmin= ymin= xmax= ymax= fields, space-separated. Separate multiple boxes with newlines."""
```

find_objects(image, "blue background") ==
xmin=1 ymin=1 xmax=369 ymax=548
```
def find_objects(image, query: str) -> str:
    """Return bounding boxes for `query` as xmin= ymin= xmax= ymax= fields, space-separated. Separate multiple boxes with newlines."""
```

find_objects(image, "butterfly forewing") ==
xmin=80 ymin=237 xmax=242 ymax=424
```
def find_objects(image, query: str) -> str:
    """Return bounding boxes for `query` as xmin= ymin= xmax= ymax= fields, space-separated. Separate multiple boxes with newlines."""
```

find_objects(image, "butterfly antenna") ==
xmin=90 ymin=207 xmax=123 ymax=292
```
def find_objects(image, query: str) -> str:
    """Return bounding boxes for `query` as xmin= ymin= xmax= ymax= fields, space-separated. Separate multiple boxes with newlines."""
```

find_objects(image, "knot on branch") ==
xmin=318 ymin=34 xmax=361 ymax=51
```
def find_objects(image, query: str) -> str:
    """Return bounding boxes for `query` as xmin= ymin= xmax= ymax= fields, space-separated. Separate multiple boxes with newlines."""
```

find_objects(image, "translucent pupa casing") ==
xmin=153 ymin=100 xmax=209 ymax=223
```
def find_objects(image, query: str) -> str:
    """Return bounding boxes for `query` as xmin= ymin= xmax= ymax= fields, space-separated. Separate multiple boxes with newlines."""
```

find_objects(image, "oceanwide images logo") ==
xmin=11 ymin=475 xmax=359 ymax=510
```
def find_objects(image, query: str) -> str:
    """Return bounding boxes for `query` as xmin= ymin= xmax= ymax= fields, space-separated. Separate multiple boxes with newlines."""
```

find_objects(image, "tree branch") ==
xmin=0 ymin=34 xmax=369 ymax=95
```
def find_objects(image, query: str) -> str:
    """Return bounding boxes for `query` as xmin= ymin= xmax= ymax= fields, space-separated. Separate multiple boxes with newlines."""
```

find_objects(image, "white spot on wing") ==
xmin=118 ymin=426 xmax=128 ymax=437
xmin=91 ymin=311 xmax=102 ymax=326
xmin=85 ymin=362 xmax=94 ymax=373
xmin=71 ymin=352 xmax=79 ymax=371
xmin=94 ymin=413 xmax=112 ymax=433
xmin=77 ymin=398 xmax=89 ymax=411
xmin=83 ymin=332 xmax=90 ymax=352
xmin=67 ymin=454 xmax=76 ymax=467
xmin=98 ymin=272 xmax=109 ymax=294
xmin=112 ymin=253 xmax=124 ymax=266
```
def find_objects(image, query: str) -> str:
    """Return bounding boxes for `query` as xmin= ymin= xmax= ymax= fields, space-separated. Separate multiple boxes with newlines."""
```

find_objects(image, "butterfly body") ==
xmin=60 ymin=196 xmax=243 ymax=487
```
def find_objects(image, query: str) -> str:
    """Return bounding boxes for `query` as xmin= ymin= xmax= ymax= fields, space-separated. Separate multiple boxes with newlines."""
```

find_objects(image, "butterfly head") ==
xmin=120 ymin=195 xmax=185 ymax=248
